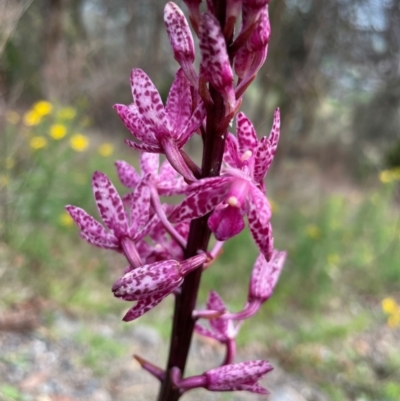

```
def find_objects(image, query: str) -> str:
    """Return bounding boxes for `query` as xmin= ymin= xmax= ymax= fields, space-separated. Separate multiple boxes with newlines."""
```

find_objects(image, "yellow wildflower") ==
xmin=30 ymin=136 xmax=48 ymax=150
xmin=327 ymin=253 xmax=340 ymax=266
xmin=379 ymin=168 xmax=400 ymax=184
xmin=306 ymin=224 xmax=321 ymax=240
xmin=6 ymin=111 xmax=20 ymax=125
xmin=57 ymin=107 xmax=76 ymax=120
xmin=33 ymin=100 xmax=53 ymax=116
xmin=49 ymin=124 xmax=67 ymax=140
xmin=382 ymin=297 xmax=398 ymax=315
xmin=98 ymin=143 xmax=114 ymax=157
xmin=387 ymin=313 xmax=400 ymax=328
xmin=23 ymin=110 xmax=42 ymax=126
xmin=70 ymin=134 xmax=89 ymax=152
xmin=59 ymin=212 xmax=74 ymax=227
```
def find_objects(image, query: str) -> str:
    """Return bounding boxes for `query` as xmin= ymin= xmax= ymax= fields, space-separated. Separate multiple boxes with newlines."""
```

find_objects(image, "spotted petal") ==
xmin=249 ymin=251 xmax=286 ymax=302
xmin=129 ymin=178 xmax=151 ymax=237
xmin=165 ymin=68 xmax=192 ymax=135
xmin=247 ymin=184 xmax=272 ymax=259
xmin=92 ymin=171 xmax=128 ymax=239
xmin=207 ymin=291 xmax=229 ymax=336
xmin=205 ymin=360 xmax=273 ymax=394
xmin=66 ymin=205 xmax=119 ymax=249
xmin=223 ymin=133 xmax=241 ymax=168
xmin=237 ymin=112 xmax=258 ymax=155
xmin=114 ymin=104 xmax=157 ymax=145
xmin=115 ymin=160 xmax=141 ymax=189
xmin=131 ymin=69 xmax=168 ymax=134
xmin=122 ymin=290 xmax=171 ymax=321
xmin=170 ymin=176 xmax=232 ymax=223
xmin=140 ymin=152 xmax=159 ymax=177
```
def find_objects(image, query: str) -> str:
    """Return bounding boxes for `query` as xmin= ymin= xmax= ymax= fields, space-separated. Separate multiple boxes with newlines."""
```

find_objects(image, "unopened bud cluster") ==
xmin=66 ymin=0 xmax=285 ymax=398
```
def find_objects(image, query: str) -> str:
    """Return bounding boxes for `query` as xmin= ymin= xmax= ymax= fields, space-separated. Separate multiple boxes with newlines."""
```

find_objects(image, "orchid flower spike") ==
xmin=114 ymin=68 xmax=205 ymax=182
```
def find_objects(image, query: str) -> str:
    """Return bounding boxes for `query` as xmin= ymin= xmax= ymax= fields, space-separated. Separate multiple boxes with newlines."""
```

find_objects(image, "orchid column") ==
xmin=66 ymin=1 xmax=285 ymax=400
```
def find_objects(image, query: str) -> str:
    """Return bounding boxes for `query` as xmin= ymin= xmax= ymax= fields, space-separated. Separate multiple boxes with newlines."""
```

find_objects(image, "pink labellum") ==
xmin=208 ymin=203 xmax=246 ymax=241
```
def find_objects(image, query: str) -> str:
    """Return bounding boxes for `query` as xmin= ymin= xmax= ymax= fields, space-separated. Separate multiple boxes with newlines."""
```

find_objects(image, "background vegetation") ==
xmin=1 ymin=1 xmax=400 ymax=400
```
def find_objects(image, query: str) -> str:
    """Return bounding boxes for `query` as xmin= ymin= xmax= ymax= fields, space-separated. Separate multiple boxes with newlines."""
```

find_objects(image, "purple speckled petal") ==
xmin=247 ymin=184 xmax=272 ymax=258
xmin=207 ymin=291 xmax=229 ymax=337
xmin=66 ymin=206 xmax=119 ymax=249
xmin=208 ymin=205 xmax=246 ymax=241
xmin=223 ymin=133 xmax=241 ymax=168
xmin=125 ymin=139 xmax=162 ymax=153
xmin=165 ymin=69 xmax=192 ymax=135
xmin=268 ymin=108 xmax=280 ymax=154
xmin=114 ymin=104 xmax=157 ymax=145
xmin=129 ymin=178 xmax=151 ymax=237
xmin=122 ymin=289 xmax=171 ymax=322
xmin=233 ymin=45 xmax=252 ymax=79
xmin=157 ymin=159 xmax=188 ymax=195
xmin=249 ymin=251 xmax=286 ymax=302
xmin=253 ymin=136 xmax=271 ymax=183
xmin=80 ymin=231 xmax=120 ymax=250
xmin=164 ymin=3 xmax=195 ymax=65
xmin=199 ymin=13 xmax=235 ymax=111
xmin=92 ymin=171 xmax=128 ymax=239
xmin=140 ymin=152 xmax=159 ymax=177
xmin=194 ymin=323 xmax=226 ymax=343
xmin=115 ymin=160 xmax=141 ymax=189
xmin=158 ymin=159 xmax=177 ymax=182
xmin=170 ymin=176 xmax=232 ymax=223
xmin=237 ymin=112 xmax=258 ymax=155
xmin=248 ymin=6 xmax=270 ymax=52
xmin=177 ymin=100 xmax=206 ymax=147
xmin=205 ymin=360 xmax=273 ymax=393
xmin=112 ymin=259 xmax=183 ymax=301
xmin=253 ymin=108 xmax=280 ymax=182
xmin=130 ymin=69 xmax=168 ymax=134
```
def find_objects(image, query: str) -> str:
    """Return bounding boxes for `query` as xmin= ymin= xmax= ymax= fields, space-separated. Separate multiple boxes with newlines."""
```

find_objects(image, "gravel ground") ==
xmin=0 ymin=310 xmax=330 ymax=401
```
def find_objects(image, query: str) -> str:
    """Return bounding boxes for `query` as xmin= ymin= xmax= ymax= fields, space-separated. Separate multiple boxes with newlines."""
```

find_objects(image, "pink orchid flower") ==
xmin=66 ymin=172 xmax=152 ymax=268
xmin=114 ymin=68 xmax=205 ymax=181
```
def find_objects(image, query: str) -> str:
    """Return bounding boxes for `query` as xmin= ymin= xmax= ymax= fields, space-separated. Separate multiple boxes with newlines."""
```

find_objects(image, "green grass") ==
xmin=74 ymin=328 xmax=127 ymax=375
